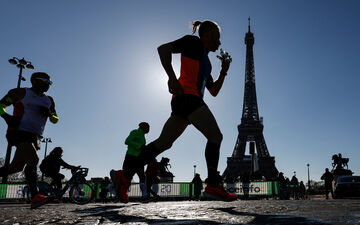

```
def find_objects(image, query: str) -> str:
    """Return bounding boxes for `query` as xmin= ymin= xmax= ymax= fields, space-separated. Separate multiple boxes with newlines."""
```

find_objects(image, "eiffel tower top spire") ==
xmin=242 ymin=17 xmax=258 ymax=123
xmin=245 ymin=17 xmax=254 ymax=46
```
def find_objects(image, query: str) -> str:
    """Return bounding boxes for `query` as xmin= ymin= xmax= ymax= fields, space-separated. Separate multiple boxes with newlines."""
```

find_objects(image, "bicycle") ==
xmin=26 ymin=167 xmax=95 ymax=204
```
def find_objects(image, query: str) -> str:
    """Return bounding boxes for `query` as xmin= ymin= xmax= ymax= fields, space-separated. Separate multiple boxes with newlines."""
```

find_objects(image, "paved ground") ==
xmin=0 ymin=199 xmax=360 ymax=224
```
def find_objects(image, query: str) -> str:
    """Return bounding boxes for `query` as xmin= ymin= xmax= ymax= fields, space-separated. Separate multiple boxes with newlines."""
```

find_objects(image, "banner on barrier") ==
xmin=225 ymin=182 xmax=270 ymax=195
xmin=128 ymin=183 xmax=181 ymax=197
xmin=0 ymin=184 xmax=28 ymax=199
xmin=0 ymin=181 xmax=276 ymax=199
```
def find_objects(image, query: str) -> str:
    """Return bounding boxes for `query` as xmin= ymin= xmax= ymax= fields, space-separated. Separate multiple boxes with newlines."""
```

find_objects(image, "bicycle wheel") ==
xmin=25 ymin=181 xmax=54 ymax=202
xmin=69 ymin=182 xmax=95 ymax=204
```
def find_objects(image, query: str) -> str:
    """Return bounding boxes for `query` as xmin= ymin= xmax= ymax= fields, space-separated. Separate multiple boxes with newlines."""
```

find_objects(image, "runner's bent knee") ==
xmin=188 ymin=106 xmax=223 ymax=144
xmin=209 ymin=130 xmax=223 ymax=144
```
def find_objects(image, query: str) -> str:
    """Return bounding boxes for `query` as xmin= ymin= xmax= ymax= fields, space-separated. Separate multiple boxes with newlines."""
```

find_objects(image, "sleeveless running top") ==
xmin=10 ymin=88 xmax=52 ymax=135
xmin=170 ymin=35 xmax=214 ymax=98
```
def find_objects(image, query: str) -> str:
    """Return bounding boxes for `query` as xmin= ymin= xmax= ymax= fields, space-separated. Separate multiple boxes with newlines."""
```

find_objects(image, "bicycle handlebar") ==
xmin=71 ymin=167 xmax=89 ymax=177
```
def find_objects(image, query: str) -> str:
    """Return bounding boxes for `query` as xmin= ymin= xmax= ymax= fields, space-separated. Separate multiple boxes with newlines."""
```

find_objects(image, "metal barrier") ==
xmin=0 ymin=181 xmax=279 ymax=199
xmin=0 ymin=184 xmax=28 ymax=199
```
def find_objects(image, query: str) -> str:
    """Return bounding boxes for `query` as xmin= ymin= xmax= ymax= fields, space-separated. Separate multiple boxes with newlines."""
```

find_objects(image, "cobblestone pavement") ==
xmin=0 ymin=199 xmax=360 ymax=224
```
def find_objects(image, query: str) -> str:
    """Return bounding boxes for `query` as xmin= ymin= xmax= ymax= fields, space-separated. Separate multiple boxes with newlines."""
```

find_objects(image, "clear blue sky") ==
xmin=1 ymin=0 xmax=359 ymax=183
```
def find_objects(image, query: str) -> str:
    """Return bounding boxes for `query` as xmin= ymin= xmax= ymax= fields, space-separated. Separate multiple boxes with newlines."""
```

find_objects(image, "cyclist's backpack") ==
xmin=40 ymin=157 xmax=50 ymax=173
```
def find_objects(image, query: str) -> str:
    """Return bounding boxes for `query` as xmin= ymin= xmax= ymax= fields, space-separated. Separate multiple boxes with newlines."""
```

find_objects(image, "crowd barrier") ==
xmin=0 ymin=181 xmax=279 ymax=199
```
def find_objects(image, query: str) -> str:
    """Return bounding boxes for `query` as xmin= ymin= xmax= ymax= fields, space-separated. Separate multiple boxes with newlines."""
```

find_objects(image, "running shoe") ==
xmin=30 ymin=193 xmax=49 ymax=209
xmin=203 ymin=184 xmax=237 ymax=201
xmin=141 ymin=196 xmax=151 ymax=203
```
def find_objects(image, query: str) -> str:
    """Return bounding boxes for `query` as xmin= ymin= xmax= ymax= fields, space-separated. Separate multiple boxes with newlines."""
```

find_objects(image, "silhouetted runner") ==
xmin=110 ymin=122 xmax=150 ymax=203
xmin=112 ymin=20 xmax=237 ymax=202
xmin=0 ymin=72 xmax=59 ymax=209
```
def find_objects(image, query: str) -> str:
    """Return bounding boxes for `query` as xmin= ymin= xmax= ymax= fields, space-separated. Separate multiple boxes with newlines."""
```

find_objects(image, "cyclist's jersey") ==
xmin=170 ymin=35 xmax=214 ymax=98
xmin=9 ymin=88 xmax=51 ymax=135
xmin=40 ymin=154 xmax=73 ymax=174
xmin=125 ymin=129 xmax=146 ymax=157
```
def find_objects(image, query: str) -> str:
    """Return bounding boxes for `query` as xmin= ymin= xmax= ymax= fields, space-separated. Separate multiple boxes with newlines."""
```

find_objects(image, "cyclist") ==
xmin=113 ymin=20 xmax=237 ymax=202
xmin=0 ymin=72 xmax=59 ymax=209
xmin=40 ymin=147 xmax=78 ymax=192
xmin=110 ymin=122 xmax=150 ymax=203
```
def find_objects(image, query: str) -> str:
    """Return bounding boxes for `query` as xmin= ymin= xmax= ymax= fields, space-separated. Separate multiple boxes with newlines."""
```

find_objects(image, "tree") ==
xmin=308 ymin=180 xmax=325 ymax=195
xmin=0 ymin=157 xmax=25 ymax=183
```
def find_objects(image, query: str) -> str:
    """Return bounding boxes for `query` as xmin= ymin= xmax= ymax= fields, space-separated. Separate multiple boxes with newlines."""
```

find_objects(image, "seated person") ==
xmin=40 ymin=147 xmax=77 ymax=191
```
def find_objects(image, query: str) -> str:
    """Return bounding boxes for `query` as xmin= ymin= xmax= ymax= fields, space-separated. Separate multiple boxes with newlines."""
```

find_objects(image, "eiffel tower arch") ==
xmin=223 ymin=19 xmax=278 ymax=182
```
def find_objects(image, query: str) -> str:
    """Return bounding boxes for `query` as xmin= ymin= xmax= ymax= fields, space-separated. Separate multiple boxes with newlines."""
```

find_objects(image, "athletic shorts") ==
xmin=171 ymin=94 xmax=205 ymax=118
xmin=123 ymin=154 xmax=143 ymax=172
xmin=6 ymin=130 xmax=41 ymax=150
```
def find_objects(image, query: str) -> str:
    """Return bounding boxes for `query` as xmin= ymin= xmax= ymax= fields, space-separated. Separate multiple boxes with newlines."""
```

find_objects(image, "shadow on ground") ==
xmin=214 ymin=207 xmax=330 ymax=225
xmin=71 ymin=205 xmax=330 ymax=224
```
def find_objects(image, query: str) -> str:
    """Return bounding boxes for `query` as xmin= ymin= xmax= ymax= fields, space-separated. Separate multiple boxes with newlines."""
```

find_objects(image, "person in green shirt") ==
xmin=110 ymin=122 xmax=150 ymax=202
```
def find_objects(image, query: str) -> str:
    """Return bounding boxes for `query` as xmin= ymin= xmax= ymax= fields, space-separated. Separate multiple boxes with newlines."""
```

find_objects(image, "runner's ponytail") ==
xmin=191 ymin=20 xmax=220 ymax=37
xmin=192 ymin=21 xmax=202 ymax=34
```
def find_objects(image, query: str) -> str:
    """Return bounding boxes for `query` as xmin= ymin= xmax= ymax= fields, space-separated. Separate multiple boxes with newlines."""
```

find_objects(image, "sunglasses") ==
xmin=35 ymin=77 xmax=53 ymax=85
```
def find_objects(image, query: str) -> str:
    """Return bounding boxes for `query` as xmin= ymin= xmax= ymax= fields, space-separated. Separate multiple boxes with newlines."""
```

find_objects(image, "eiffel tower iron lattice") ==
xmin=223 ymin=19 xmax=278 ymax=182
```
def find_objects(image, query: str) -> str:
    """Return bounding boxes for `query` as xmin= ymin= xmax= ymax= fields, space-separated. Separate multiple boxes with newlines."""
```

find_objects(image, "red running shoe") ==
xmin=30 ymin=193 xmax=49 ymax=209
xmin=112 ymin=170 xmax=131 ymax=203
xmin=204 ymin=184 xmax=238 ymax=201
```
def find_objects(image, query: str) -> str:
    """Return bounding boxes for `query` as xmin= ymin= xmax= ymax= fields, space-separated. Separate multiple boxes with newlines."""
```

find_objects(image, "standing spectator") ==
xmin=299 ymin=181 xmax=306 ymax=200
xmin=284 ymin=177 xmax=291 ymax=200
xmin=99 ymin=177 xmax=111 ymax=202
xmin=321 ymin=168 xmax=334 ymax=199
xmin=291 ymin=174 xmax=299 ymax=200
xmin=191 ymin=173 xmax=203 ymax=200
xmin=240 ymin=172 xmax=251 ymax=200
xmin=145 ymin=158 xmax=161 ymax=201
xmin=277 ymin=172 xmax=286 ymax=200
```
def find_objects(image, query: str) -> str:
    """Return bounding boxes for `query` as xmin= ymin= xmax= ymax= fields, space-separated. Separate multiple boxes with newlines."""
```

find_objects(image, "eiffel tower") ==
xmin=223 ymin=19 xmax=278 ymax=181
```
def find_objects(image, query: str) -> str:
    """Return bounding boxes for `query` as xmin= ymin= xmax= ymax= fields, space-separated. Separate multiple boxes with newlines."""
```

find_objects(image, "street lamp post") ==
xmin=41 ymin=138 xmax=52 ymax=181
xmin=193 ymin=165 xmax=196 ymax=177
xmin=8 ymin=57 xmax=34 ymax=88
xmin=307 ymin=163 xmax=310 ymax=198
xmin=2 ymin=57 xmax=34 ymax=184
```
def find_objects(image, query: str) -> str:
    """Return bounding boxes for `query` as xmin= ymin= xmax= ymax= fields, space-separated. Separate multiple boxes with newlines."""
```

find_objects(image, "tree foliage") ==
xmin=0 ymin=157 xmax=44 ymax=183
xmin=308 ymin=180 xmax=326 ymax=195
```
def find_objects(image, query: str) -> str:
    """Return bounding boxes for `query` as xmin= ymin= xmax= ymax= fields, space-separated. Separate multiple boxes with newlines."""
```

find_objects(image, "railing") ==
xmin=0 ymin=181 xmax=279 ymax=199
